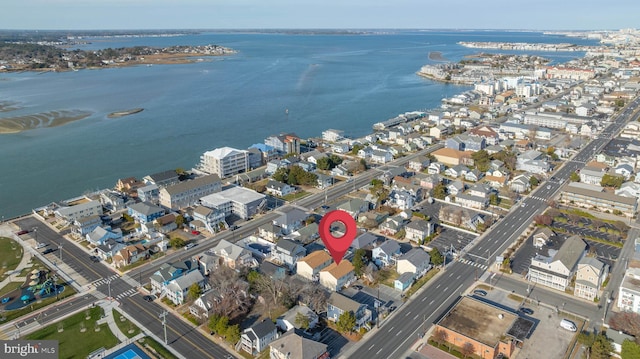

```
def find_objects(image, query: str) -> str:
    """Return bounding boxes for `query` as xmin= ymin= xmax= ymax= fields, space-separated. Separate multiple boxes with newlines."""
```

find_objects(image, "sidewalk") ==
xmin=97 ymin=300 xmax=146 ymax=358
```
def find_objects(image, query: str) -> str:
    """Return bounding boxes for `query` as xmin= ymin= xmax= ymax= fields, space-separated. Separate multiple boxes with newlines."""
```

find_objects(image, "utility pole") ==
xmin=159 ymin=311 xmax=168 ymax=344
xmin=108 ymin=280 xmax=112 ymax=300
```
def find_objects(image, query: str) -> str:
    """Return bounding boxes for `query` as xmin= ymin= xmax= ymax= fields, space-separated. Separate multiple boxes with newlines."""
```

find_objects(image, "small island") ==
xmin=107 ymin=108 xmax=144 ymax=119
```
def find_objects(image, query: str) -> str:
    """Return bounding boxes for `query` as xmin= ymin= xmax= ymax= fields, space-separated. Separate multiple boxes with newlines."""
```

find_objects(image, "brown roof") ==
xmin=156 ymin=213 xmax=176 ymax=226
xmin=585 ymin=161 xmax=608 ymax=170
xmin=437 ymin=296 xmax=517 ymax=346
xmin=433 ymin=148 xmax=469 ymax=160
xmin=320 ymin=260 xmax=354 ymax=279
xmin=484 ymin=175 xmax=507 ymax=184
xmin=299 ymin=251 xmax=331 ymax=269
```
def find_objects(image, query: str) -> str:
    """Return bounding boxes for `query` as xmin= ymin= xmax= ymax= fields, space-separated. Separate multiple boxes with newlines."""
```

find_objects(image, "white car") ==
xmin=35 ymin=242 xmax=47 ymax=249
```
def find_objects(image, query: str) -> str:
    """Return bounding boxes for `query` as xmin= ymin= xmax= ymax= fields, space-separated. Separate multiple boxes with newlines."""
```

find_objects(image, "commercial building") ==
xmin=434 ymin=296 xmax=534 ymax=359
xmin=199 ymin=185 xmax=266 ymax=220
xmin=199 ymin=146 xmax=249 ymax=179
xmin=159 ymin=174 xmax=222 ymax=210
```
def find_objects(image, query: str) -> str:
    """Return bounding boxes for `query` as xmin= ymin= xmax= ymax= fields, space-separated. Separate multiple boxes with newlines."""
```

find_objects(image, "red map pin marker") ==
xmin=318 ymin=210 xmax=357 ymax=265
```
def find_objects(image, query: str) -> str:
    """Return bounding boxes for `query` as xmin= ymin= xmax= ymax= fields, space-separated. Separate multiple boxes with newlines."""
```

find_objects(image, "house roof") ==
xmin=280 ymin=305 xmax=317 ymax=329
xmin=376 ymin=240 xmax=400 ymax=255
xmin=275 ymin=207 xmax=308 ymax=226
xmin=246 ymin=319 xmax=277 ymax=339
xmin=320 ymin=260 xmax=354 ymax=279
xmin=337 ymin=198 xmax=368 ymax=214
xmin=193 ymin=205 xmax=214 ymax=217
xmin=212 ymin=239 xmax=248 ymax=261
xmin=328 ymin=292 xmax=362 ymax=313
xmin=129 ymin=201 xmax=164 ymax=216
xmin=406 ymin=219 xmax=432 ymax=233
xmin=398 ymin=248 xmax=430 ymax=267
xmin=163 ymin=174 xmax=221 ymax=196
xmin=276 ymin=239 xmax=305 ymax=254
xmin=167 ymin=270 xmax=204 ymax=292
xmin=155 ymin=213 xmax=176 ymax=226
xmin=299 ymin=251 xmax=331 ymax=269
xmin=269 ymin=332 xmax=327 ymax=359
xmin=579 ymin=256 xmax=605 ymax=272
xmin=147 ymin=170 xmax=178 ymax=183
xmin=555 ymin=235 xmax=587 ymax=270
xmin=351 ymin=232 xmax=378 ymax=249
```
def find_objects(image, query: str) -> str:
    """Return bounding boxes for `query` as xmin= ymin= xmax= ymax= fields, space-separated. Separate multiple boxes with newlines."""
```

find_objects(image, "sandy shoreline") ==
xmin=0 ymin=109 xmax=93 ymax=134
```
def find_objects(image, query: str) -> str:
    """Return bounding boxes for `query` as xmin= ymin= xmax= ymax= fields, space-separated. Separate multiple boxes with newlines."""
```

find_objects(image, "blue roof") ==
xmin=249 ymin=143 xmax=275 ymax=152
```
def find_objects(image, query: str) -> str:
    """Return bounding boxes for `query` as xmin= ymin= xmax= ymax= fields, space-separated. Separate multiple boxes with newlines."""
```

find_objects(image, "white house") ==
xmin=528 ymin=235 xmax=586 ymax=291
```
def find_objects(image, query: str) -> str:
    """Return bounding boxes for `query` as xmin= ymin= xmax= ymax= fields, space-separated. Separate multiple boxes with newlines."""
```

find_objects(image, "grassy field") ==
xmin=26 ymin=306 xmax=119 ymax=359
xmin=113 ymin=309 xmax=141 ymax=338
xmin=0 ymin=237 xmax=23 ymax=277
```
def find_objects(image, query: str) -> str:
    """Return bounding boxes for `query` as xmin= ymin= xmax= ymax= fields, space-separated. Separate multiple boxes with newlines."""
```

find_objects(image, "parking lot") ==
xmin=427 ymin=228 xmax=477 ymax=255
xmin=474 ymin=286 xmax=579 ymax=359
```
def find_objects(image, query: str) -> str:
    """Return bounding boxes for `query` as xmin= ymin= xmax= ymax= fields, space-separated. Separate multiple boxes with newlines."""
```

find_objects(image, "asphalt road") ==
xmin=347 ymin=96 xmax=640 ymax=358
xmin=11 ymin=142 xmax=447 ymax=359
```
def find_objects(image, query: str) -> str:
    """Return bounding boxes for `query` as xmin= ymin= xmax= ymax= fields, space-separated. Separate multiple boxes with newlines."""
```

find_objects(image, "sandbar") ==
xmin=0 ymin=109 xmax=93 ymax=134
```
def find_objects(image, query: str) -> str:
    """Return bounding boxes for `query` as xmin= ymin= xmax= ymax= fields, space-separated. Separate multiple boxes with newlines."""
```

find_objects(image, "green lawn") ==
xmin=138 ymin=337 xmax=178 ymax=359
xmin=26 ymin=306 xmax=119 ymax=359
xmin=112 ymin=309 xmax=141 ymax=338
xmin=0 ymin=237 xmax=23 ymax=278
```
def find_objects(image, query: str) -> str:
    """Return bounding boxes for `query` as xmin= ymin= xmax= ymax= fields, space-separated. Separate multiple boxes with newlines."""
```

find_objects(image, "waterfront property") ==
xmin=199 ymin=146 xmax=250 ymax=178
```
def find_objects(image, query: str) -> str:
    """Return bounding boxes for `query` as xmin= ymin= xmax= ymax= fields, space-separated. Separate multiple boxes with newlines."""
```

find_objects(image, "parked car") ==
xmin=36 ymin=242 xmax=47 ymax=249
xmin=191 ymin=230 xmax=200 ymax=235
xmin=42 ymin=248 xmax=56 ymax=255
xmin=89 ymin=255 xmax=100 ymax=262
xmin=184 ymin=243 xmax=197 ymax=250
xmin=560 ymin=319 xmax=577 ymax=332
xmin=143 ymin=295 xmax=154 ymax=302
xmin=229 ymin=225 xmax=238 ymax=231
xmin=473 ymin=290 xmax=487 ymax=297
xmin=15 ymin=230 xmax=29 ymax=235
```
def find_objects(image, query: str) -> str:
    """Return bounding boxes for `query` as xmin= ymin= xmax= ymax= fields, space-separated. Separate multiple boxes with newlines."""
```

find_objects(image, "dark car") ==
xmin=352 ymin=285 xmax=363 ymax=290
xmin=15 ymin=230 xmax=29 ymax=235
xmin=89 ymin=255 xmax=100 ymax=262
xmin=473 ymin=290 xmax=487 ymax=297
xmin=519 ymin=307 xmax=534 ymax=315
xmin=143 ymin=295 xmax=154 ymax=302
xmin=229 ymin=225 xmax=238 ymax=231
xmin=42 ymin=248 xmax=56 ymax=255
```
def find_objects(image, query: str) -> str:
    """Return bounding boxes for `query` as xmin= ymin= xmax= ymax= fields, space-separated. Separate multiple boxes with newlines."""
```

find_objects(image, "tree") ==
xmin=529 ymin=176 xmax=539 ymax=187
xmin=209 ymin=266 xmax=251 ymax=320
xmin=610 ymin=312 xmax=640 ymax=338
xmin=175 ymin=214 xmax=185 ymax=228
xmin=169 ymin=237 xmax=186 ymax=249
xmin=295 ymin=312 xmax=311 ymax=330
xmin=533 ymin=214 xmax=552 ymax=226
xmin=430 ymin=248 xmax=444 ymax=266
xmin=336 ymin=311 xmax=356 ymax=334
xmin=272 ymin=167 xmax=288 ymax=183
xmin=570 ymin=172 xmax=580 ymax=182
xmin=601 ymin=174 xmax=625 ymax=189
xmin=471 ymin=150 xmax=490 ymax=172
xmin=225 ymin=324 xmax=241 ymax=344
xmin=316 ymin=157 xmax=332 ymax=171
xmin=352 ymin=249 xmax=367 ymax=277
xmin=568 ymin=213 xmax=582 ymax=225
xmin=622 ymin=340 xmax=640 ymax=359
xmin=591 ymin=219 xmax=604 ymax=231
xmin=433 ymin=328 xmax=448 ymax=349
xmin=590 ymin=334 xmax=613 ymax=359
xmin=461 ymin=342 xmax=475 ymax=358
xmin=187 ymin=283 xmax=203 ymax=301
xmin=489 ymin=193 xmax=499 ymax=206
xmin=432 ymin=183 xmax=447 ymax=200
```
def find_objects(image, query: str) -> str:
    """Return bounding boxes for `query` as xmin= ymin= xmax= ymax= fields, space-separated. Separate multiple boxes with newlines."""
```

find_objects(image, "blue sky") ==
xmin=2 ymin=0 xmax=638 ymax=30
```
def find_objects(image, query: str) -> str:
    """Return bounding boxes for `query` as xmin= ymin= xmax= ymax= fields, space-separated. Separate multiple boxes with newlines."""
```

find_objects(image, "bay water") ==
xmin=0 ymin=30 xmax=599 ymax=218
